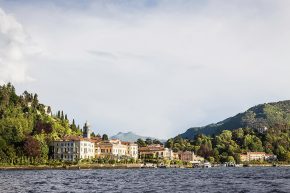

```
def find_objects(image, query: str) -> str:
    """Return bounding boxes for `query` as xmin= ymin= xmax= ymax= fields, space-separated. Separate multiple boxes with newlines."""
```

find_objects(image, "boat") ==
xmin=141 ymin=163 xmax=157 ymax=168
xmin=203 ymin=162 xmax=212 ymax=168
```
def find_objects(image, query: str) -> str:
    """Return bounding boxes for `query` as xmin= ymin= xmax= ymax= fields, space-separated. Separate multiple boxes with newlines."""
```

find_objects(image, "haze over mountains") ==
xmin=110 ymin=131 xmax=165 ymax=143
xmin=179 ymin=100 xmax=290 ymax=139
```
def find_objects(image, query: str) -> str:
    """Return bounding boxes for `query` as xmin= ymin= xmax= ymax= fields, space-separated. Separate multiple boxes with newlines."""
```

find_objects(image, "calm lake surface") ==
xmin=0 ymin=167 xmax=290 ymax=193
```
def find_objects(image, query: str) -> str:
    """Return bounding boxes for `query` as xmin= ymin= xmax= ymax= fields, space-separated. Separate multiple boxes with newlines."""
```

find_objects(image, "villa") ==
xmin=179 ymin=151 xmax=204 ymax=163
xmin=50 ymin=122 xmax=95 ymax=162
xmin=95 ymin=139 xmax=138 ymax=159
xmin=240 ymin=152 xmax=277 ymax=162
xmin=139 ymin=144 xmax=174 ymax=160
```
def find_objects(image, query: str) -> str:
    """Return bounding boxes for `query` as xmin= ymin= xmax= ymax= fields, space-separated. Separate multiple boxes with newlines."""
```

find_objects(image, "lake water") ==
xmin=0 ymin=167 xmax=290 ymax=193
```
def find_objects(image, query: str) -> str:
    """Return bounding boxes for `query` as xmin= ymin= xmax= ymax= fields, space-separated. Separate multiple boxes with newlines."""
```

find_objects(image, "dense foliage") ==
xmin=136 ymin=138 xmax=163 ymax=147
xmin=167 ymin=127 xmax=290 ymax=163
xmin=0 ymin=83 xmax=82 ymax=165
xmin=173 ymin=100 xmax=290 ymax=163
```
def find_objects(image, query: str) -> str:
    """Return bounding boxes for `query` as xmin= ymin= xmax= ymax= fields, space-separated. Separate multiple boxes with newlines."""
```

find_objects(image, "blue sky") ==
xmin=0 ymin=0 xmax=290 ymax=138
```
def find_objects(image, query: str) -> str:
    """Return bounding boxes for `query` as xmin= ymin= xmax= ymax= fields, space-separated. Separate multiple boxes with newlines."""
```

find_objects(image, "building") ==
xmin=51 ymin=122 xmax=95 ymax=162
xmin=122 ymin=142 xmax=138 ymax=159
xmin=95 ymin=139 xmax=138 ymax=159
xmin=51 ymin=136 xmax=95 ymax=162
xmin=179 ymin=151 xmax=204 ymax=163
xmin=240 ymin=152 xmax=276 ymax=162
xmin=265 ymin=154 xmax=277 ymax=161
xmin=257 ymin=126 xmax=268 ymax=134
xmin=44 ymin=106 xmax=52 ymax=116
xmin=139 ymin=145 xmax=175 ymax=160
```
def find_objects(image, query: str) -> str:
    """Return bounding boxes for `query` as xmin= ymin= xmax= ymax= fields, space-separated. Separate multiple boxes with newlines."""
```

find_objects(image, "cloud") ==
xmin=0 ymin=7 xmax=37 ymax=84
xmin=2 ymin=0 xmax=290 ymax=138
xmin=87 ymin=50 xmax=117 ymax=60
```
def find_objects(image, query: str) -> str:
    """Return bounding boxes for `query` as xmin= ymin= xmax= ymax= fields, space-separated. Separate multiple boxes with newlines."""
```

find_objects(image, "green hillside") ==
xmin=0 ymin=83 xmax=82 ymax=165
xmin=180 ymin=100 xmax=290 ymax=139
xmin=165 ymin=100 xmax=290 ymax=163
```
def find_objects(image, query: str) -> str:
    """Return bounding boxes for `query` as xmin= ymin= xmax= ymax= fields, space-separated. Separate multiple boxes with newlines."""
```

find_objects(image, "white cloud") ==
xmin=0 ymin=8 xmax=38 ymax=84
xmin=2 ymin=0 xmax=290 ymax=138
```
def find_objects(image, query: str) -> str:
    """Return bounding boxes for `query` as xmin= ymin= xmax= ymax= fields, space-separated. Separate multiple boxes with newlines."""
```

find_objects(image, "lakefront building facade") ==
xmin=51 ymin=137 xmax=95 ymax=162
xmin=139 ymin=144 xmax=175 ymax=160
xmin=179 ymin=151 xmax=204 ymax=163
xmin=51 ymin=122 xmax=95 ymax=162
xmin=240 ymin=152 xmax=277 ymax=162
xmin=95 ymin=139 xmax=139 ymax=159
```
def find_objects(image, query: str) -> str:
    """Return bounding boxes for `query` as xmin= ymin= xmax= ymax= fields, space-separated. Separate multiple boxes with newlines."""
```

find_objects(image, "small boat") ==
xmin=203 ymin=162 xmax=212 ymax=168
xmin=141 ymin=163 xmax=157 ymax=168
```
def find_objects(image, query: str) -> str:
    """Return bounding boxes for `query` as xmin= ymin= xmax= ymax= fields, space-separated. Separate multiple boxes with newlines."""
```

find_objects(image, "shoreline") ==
xmin=0 ymin=164 xmax=144 ymax=171
xmin=1 ymin=164 xmax=290 ymax=170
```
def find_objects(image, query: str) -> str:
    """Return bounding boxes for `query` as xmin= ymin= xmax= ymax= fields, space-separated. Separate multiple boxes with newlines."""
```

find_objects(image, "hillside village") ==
xmin=0 ymin=83 xmax=288 ymax=167
xmin=50 ymin=121 xmax=278 ymax=167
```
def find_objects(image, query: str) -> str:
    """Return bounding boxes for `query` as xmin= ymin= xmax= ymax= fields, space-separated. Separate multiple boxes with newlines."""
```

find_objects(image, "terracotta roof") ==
xmin=248 ymin=152 xmax=266 ymax=155
xmin=121 ymin=141 xmax=130 ymax=145
xmin=139 ymin=146 xmax=164 ymax=152
xmin=57 ymin=135 xmax=95 ymax=143
xmin=91 ymin=137 xmax=102 ymax=143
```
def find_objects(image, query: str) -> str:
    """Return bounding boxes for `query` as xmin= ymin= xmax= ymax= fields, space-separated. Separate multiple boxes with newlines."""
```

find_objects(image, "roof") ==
xmin=179 ymin=151 xmax=195 ymax=155
xmin=91 ymin=136 xmax=102 ymax=143
xmin=247 ymin=152 xmax=266 ymax=155
xmin=139 ymin=146 xmax=165 ymax=152
xmin=56 ymin=135 xmax=95 ymax=143
xmin=121 ymin=141 xmax=137 ymax=146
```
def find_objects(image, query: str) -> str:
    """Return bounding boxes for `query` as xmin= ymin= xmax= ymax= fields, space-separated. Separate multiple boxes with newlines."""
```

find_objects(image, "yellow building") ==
xmin=240 ymin=152 xmax=277 ymax=162
xmin=95 ymin=139 xmax=138 ymax=159
xmin=139 ymin=145 xmax=174 ymax=160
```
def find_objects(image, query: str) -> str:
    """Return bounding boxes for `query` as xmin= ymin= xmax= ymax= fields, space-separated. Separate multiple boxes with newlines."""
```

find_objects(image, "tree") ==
xmin=227 ymin=156 xmax=235 ymax=163
xmin=24 ymin=137 xmax=41 ymax=158
xmin=57 ymin=111 xmax=61 ymax=118
xmin=197 ymin=143 xmax=212 ymax=158
xmin=137 ymin=138 xmax=146 ymax=147
xmin=145 ymin=138 xmax=153 ymax=145
xmin=47 ymin=106 xmax=51 ymax=114
xmin=91 ymin=132 xmax=96 ymax=137
xmin=61 ymin=111 xmax=64 ymax=120
xmin=32 ymin=94 xmax=39 ymax=107
xmin=102 ymin=134 xmax=109 ymax=141
xmin=241 ymin=111 xmax=256 ymax=128
xmin=243 ymin=134 xmax=263 ymax=152
xmin=153 ymin=139 xmax=162 ymax=145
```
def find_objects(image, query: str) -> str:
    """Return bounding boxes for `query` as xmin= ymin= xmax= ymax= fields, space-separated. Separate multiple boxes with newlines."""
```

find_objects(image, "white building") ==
xmin=52 ymin=136 xmax=95 ymax=162
xmin=51 ymin=122 xmax=95 ymax=162
xmin=111 ymin=139 xmax=128 ymax=157
xmin=128 ymin=143 xmax=138 ymax=159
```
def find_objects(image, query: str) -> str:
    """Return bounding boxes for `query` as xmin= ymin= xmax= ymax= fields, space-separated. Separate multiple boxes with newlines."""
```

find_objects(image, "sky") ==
xmin=0 ymin=0 xmax=290 ymax=138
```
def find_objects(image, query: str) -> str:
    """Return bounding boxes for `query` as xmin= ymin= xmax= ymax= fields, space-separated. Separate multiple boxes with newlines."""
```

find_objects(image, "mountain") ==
xmin=179 ymin=100 xmax=290 ymax=139
xmin=110 ymin=131 xmax=165 ymax=143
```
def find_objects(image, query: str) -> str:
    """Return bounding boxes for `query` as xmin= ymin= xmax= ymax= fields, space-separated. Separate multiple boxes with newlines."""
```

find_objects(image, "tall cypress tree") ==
xmin=61 ymin=111 xmax=64 ymax=120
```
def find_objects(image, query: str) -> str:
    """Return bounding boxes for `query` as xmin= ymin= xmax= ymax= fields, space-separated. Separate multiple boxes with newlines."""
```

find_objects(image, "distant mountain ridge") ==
xmin=179 ymin=100 xmax=290 ymax=139
xmin=110 ymin=131 xmax=165 ymax=143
